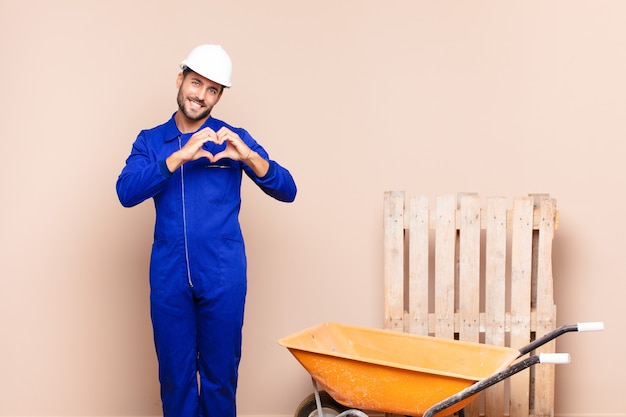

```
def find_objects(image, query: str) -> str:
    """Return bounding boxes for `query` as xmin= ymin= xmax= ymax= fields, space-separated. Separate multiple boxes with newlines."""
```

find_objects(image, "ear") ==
xmin=176 ymin=72 xmax=184 ymax=89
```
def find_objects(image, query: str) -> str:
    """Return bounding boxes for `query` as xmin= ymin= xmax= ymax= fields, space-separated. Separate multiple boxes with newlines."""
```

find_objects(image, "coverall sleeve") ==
xmin=240 ymin=130 xmax=297 ymax=203
xmin=116 ymin=133 xmax=171 ymax=207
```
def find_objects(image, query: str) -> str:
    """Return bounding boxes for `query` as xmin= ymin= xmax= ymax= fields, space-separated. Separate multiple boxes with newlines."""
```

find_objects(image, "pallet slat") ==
xmin=510 ymin=197 xmax=534 ymax=417
xmin=408 ymin=195 xmax=430 ymax=335
xmin=459 ymin=194 xmax=481 ymax=343
xmin=383 ymin=191 xmax=404 ymax=332
xmin=458 ymin=195 xmax=481 ymax=417
xmin=533 ymin=197 xmax=557 ymax=417
xmin=484 ymin=197 xmax=508 ymax=417
xmin=434 ymin=195 xmax=456 ymax=339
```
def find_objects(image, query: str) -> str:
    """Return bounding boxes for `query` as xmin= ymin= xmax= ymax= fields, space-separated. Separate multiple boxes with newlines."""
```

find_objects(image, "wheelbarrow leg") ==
xmin=311 ymin=377 xmax=325 ymax=417
xmin=310 ymin=377 xmax=368 ymax=417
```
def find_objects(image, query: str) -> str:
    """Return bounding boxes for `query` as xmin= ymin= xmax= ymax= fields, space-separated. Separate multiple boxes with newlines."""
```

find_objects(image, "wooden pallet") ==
xmin=383 ymin=192 xmax=558 ymax=417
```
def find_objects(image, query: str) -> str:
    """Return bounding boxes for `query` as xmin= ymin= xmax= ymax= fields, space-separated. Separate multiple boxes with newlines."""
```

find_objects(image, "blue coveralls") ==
xmin=116 ymin=114 xmax=297 ymax=417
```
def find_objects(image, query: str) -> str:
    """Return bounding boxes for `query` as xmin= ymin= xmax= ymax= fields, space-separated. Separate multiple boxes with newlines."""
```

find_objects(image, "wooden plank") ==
xmin=383 ymin=191 xmax=405 ymax=332
xmin=424 ymin=310 xmax=549 ymax=335
xmin=434 ymin=195 xmax=456 ymax=339
xmin=383 ymin=191 xmax=409 ymax=417
xmin=484 ymin=197 xmax=507 ymax=417
xmin=510 ymin=197 xmax=534 ymax=417
xmin=533 ymin=197 xmax=557 ymax=417
xmin=458 ymin=194 xmax=481 ymax=417
xmin=484 ymin=197 xmax=508 ymax=344
xmin=408 ymin=195 xmax=430 ymax=336
xmin=427 ymin=207 xmax=558 ymax=231
xmin=458 ymin=194 xmax=481 ymax=342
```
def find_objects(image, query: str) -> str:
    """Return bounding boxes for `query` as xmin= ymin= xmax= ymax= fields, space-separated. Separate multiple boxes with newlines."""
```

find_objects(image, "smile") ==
xmin=189 ymin=99 xmax=205 ymax=109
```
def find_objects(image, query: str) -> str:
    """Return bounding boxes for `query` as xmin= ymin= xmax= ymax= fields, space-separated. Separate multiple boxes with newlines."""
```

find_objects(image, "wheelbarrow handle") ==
xmin=539 ymin=353 xmax=571 ymax=364
xmin=422 ymin=352 xmax=573 ymax=417
xmin=423 ymin=355 xmax=542 ymax=417
xmin=517 ymin=321 xmax=604 ymax=356
xmin=423 ymin=323 xmax=604 ymax=417
xmin=577 ymin=322 xmax=604 ymax=332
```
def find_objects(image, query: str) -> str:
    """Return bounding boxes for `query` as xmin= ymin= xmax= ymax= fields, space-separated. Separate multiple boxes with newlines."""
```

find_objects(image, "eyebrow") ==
xmin=190 ymin=77 xmax=219 ymax=90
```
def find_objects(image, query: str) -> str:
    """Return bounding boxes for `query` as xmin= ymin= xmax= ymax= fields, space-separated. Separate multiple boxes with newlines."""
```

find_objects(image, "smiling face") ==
xmin=175 ymin=70 xmax=223 ymax=126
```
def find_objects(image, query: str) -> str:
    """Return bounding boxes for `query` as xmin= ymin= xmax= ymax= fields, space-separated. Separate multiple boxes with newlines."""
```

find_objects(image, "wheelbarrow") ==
xmin=278 ymin=321 xmax=604 ymax=417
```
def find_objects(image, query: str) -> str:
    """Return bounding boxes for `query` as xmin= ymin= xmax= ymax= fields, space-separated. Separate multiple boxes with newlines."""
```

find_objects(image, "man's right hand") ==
xmin=165 ymin=127 xmax=217 ymax=172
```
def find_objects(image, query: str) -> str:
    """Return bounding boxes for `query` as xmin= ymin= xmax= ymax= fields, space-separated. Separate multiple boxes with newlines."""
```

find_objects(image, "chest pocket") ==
xmin=183 ymin=159 xmax=242 ymax=205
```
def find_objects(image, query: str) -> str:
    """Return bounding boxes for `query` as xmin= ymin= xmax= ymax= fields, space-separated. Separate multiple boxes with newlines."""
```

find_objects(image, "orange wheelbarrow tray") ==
xmin=278 ymin=321 xmax=603 ymax=417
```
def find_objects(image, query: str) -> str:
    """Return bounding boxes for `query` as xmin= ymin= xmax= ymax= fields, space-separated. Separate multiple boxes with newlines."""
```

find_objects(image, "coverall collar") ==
xmin=163 ymin=113 xmax=218 ymax=142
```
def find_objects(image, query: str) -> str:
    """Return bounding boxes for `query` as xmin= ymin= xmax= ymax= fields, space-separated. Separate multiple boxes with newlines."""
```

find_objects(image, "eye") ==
xmin=208 ymin=88 xmax=219 ymax=96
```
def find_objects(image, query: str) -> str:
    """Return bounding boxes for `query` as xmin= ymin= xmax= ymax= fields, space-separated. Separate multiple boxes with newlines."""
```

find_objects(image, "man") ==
xmin=116 ymin=44 xmax=297 ymax=417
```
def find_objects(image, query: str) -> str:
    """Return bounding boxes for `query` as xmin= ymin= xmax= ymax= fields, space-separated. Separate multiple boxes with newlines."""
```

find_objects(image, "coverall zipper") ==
xmin=178 ymin=136 xmax=193 ymax=288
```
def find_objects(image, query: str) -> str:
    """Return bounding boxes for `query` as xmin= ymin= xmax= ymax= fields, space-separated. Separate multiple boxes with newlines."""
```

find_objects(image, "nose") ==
xmin=193 ymin=89 xmax=208 ymax=103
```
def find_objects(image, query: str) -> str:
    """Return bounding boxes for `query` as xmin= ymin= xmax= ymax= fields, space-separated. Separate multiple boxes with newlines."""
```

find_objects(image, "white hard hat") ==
xmin=180 ymin=44 xmax=232 ymax=88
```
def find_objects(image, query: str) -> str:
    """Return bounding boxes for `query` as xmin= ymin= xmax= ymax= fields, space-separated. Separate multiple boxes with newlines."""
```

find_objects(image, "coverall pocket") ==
xmin=217 ymin=236 xmax=247 ymax=287
xmin=149 ymin=237 xmax=180 ymax=293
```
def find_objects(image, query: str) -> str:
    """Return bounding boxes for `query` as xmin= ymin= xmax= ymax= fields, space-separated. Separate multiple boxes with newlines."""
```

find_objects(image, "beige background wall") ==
xmin=0 ymin=1 xmax=624 ymax=416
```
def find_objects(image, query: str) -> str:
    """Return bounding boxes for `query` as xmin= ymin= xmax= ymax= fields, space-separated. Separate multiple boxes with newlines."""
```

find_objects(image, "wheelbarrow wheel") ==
xmin=294 ymin=391 xmax=350 ymax=417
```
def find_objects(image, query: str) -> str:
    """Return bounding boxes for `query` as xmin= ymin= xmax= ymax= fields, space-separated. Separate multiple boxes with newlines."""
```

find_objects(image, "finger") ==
xmin=211 ymin=150 xmax=226 ymax=162
xmin=204 ymin=151 xmax=216 ymax=163
xmin=192 ymin=127 xmax=210 ymax=139
xmin=193 ymin=149 xmax=214 ymax=161
xmin=200 ymin=127 xmax=217 ymax=136
xmin=216 ymin=126 xmax=231 ymax=136
xmin=200 ymin=129 xmax=219 ymax=144
xmin=217 ymin=127 xmax=241 ymax=143
xmin=215 ymin=129 xmax=230 ymax=144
